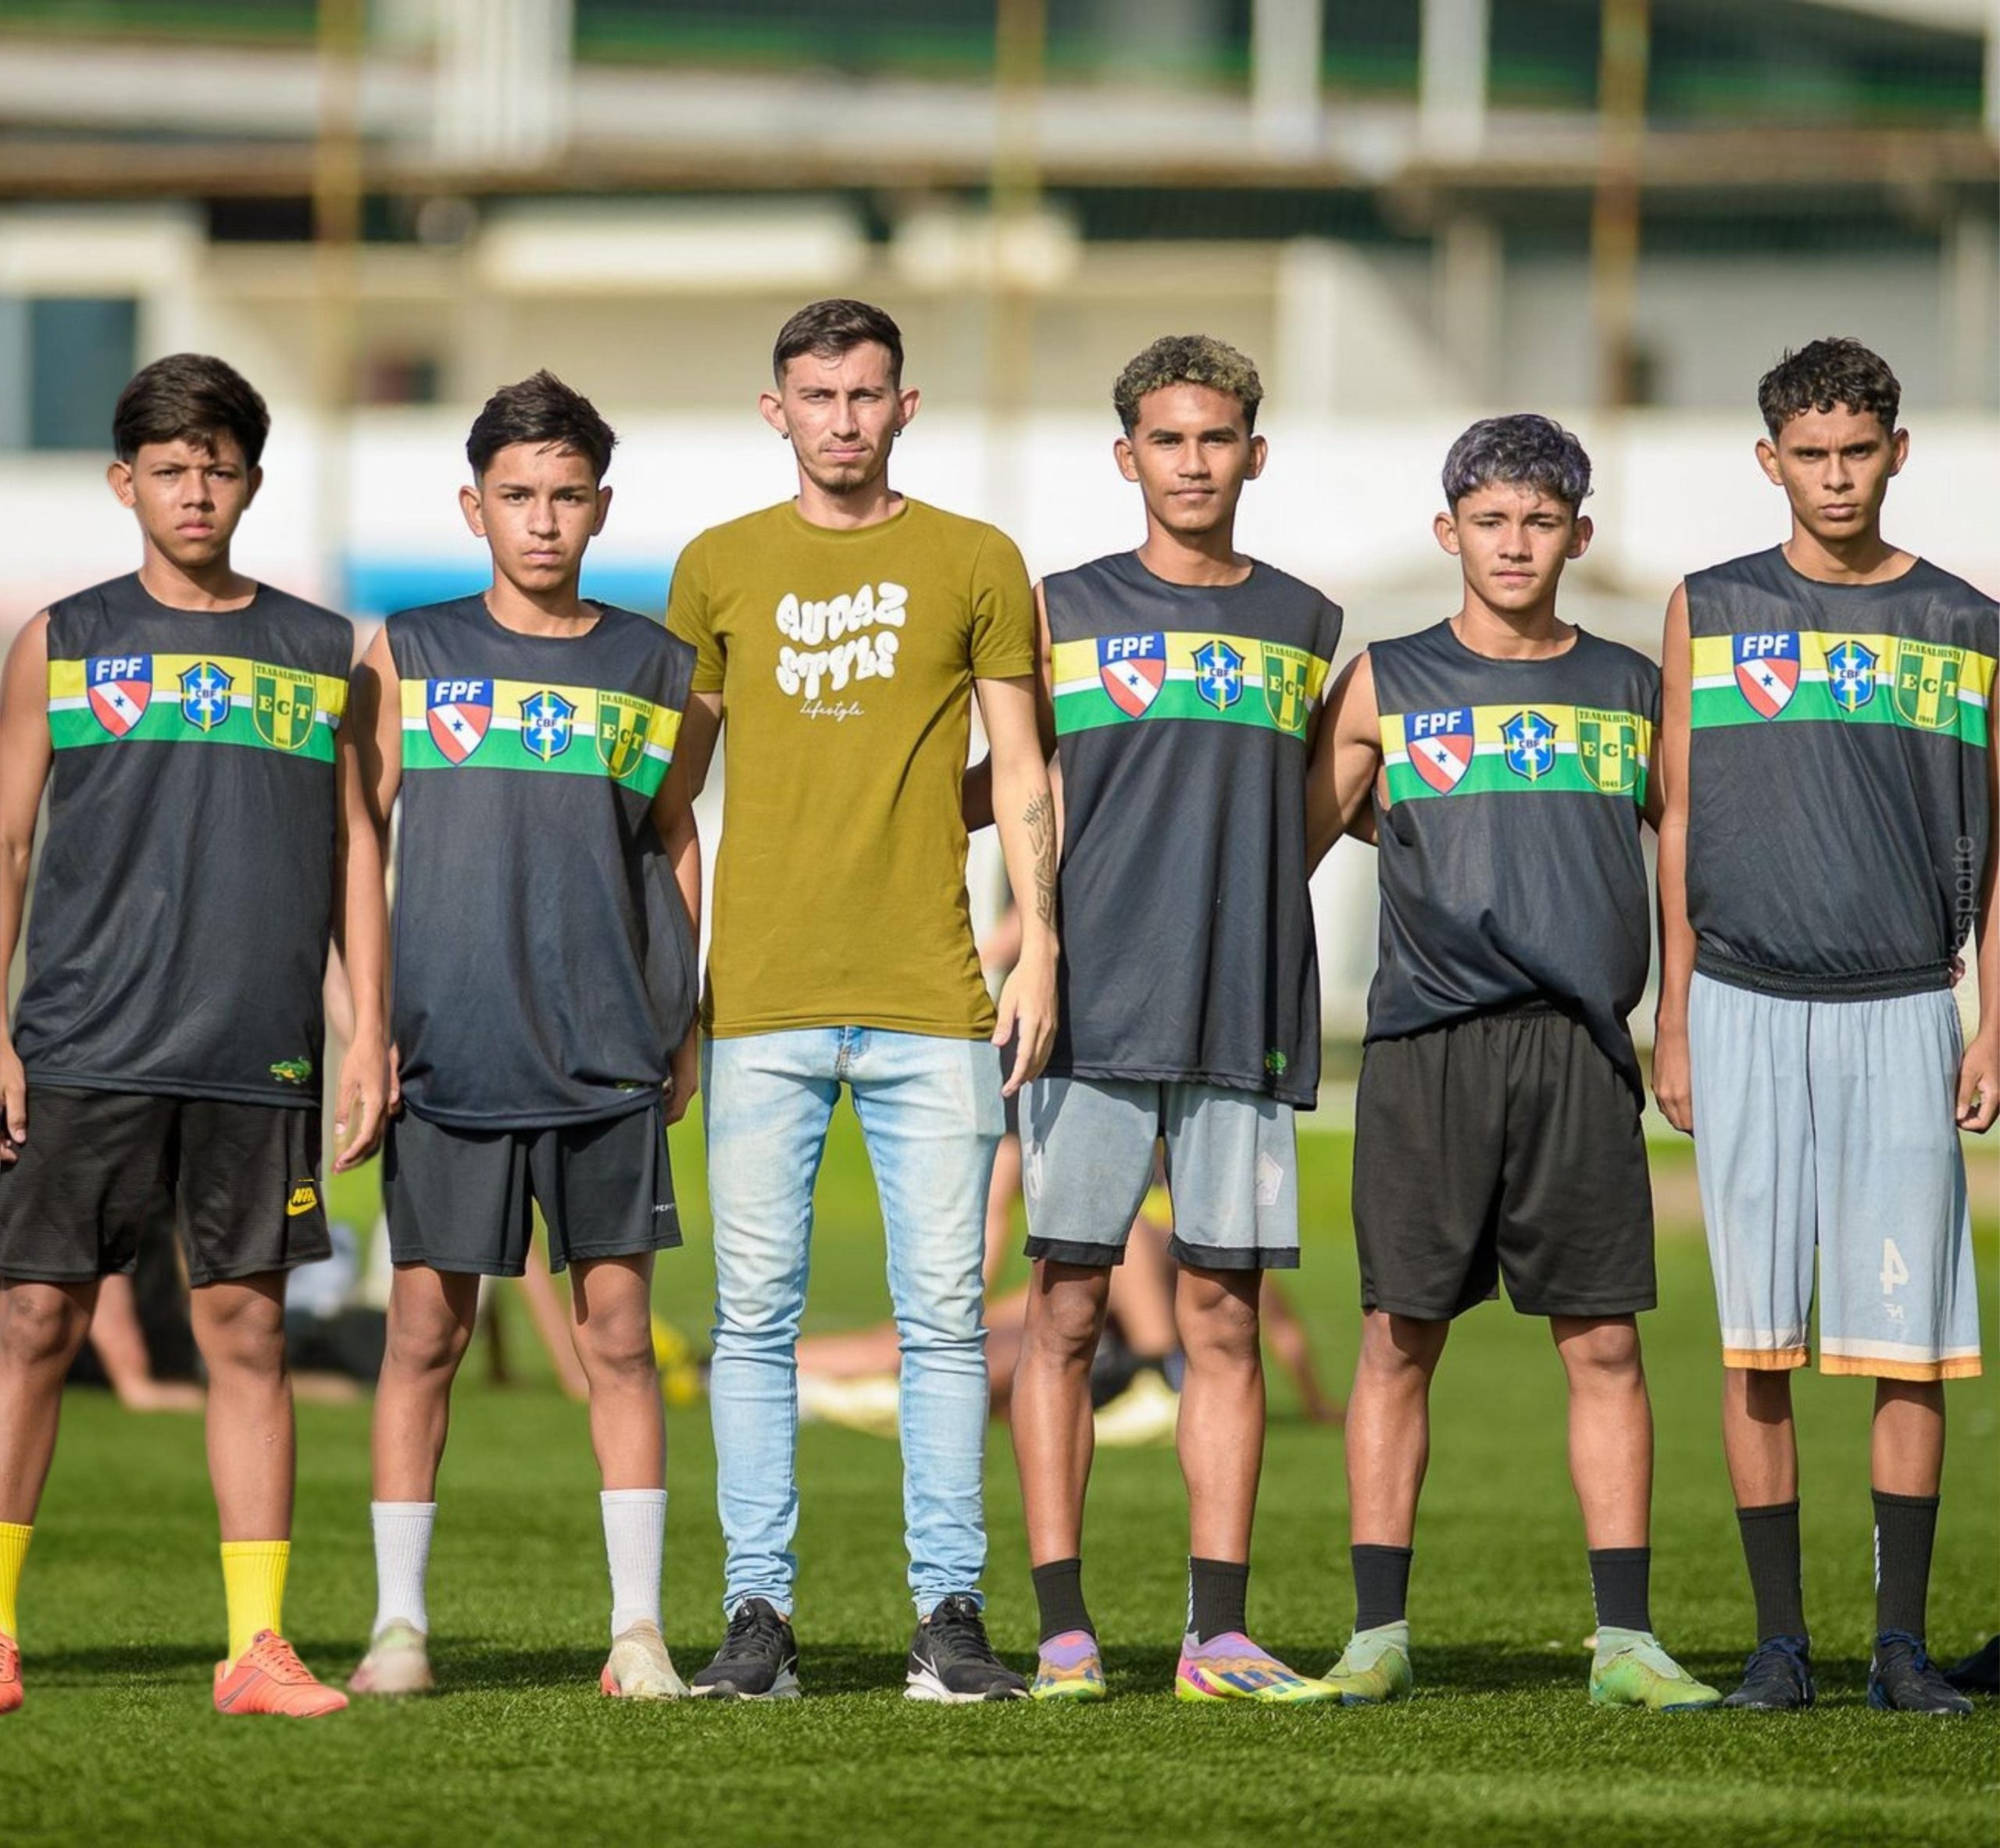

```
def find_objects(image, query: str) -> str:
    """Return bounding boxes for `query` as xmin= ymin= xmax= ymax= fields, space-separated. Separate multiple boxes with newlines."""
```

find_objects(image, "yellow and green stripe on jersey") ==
xmin=400 ymin=674 xmax=681 ymax=794
xmin=1380 ymin=701 xmax=1653 ymax=804
xmin=1051 ymin=630 xmax=1332 ymax=738
xmin=1691 ymin=630 xmax=1994 ymax=745
xmin=48 ymin=652 xmax=345 ymax=762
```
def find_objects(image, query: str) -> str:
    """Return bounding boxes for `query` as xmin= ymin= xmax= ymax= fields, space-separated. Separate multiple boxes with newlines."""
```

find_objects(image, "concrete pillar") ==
xmin=433 ymin=0 xmax=573 ymax=170
xmin=1251 ymin=0 xmax=1323 ymax=156
xmin=1420 ymin=0 xmax=1488 ymax=158
xmin=1434 ymin=212 xmax=1502 ymax=400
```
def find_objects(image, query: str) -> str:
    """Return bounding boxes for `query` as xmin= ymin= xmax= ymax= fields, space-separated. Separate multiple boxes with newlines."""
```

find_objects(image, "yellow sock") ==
xmin=0 ymin=1522 xmax=30 ymax=1639
xmin=220 ymin=1540 xmax=290 ymax=1663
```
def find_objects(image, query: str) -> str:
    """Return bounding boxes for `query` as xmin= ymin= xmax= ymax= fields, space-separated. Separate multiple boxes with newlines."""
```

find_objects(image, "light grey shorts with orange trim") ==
xmin=1688 ymin=972 xmax=1981 ymax=1382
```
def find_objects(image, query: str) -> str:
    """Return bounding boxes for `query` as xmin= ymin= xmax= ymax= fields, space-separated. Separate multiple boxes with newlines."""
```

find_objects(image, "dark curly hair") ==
xmin=1756 ymin=337 xmax=1900 ymax=439
xmin=1113 ymin=334 xmax=1263 ymax=434
xmin=1441 ymin=414 xmax=1591 ymax=512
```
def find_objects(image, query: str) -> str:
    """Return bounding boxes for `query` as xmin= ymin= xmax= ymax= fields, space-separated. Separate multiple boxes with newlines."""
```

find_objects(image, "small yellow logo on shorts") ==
xmin=286 ymin=1181 xmax=320 ymax=1217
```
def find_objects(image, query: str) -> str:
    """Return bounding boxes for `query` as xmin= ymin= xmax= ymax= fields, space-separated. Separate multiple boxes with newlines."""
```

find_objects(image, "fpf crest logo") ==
xmin=87 ymin=655 xmax=152 ymax=737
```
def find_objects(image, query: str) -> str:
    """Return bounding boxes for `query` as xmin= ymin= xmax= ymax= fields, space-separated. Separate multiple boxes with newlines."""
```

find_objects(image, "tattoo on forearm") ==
xmin=1024 ymin=791 xmax=1057 ymax=928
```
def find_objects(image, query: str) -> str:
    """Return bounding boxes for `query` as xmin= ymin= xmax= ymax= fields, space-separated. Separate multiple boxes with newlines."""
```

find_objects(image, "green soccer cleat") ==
xmin=1589 ymin=1629 xmax=1722 ymax=1712
xmin=1320 ymin=1622 xmax=1412 ymax=1706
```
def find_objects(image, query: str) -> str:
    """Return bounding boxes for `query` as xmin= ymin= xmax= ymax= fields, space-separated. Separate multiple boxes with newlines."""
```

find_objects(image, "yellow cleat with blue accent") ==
xmin=1589 ymin=1629 xmax=1723 ymax=1712
xmin=1175 ymin=1632 xmax=1335 ymax=1704
xmin=1321 ymin=1622 xmax=1413 ymax=1705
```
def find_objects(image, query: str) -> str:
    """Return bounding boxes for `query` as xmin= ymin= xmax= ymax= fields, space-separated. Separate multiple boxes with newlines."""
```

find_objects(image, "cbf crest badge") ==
xmin=598 ymin=691 xmax=656 ymax=780
xmin=520 ymin=688 xmax=576 ymax=762
xmin=1501 ymin=710 xmax=1558 ymax=783
xmin=179 ymin=661 xmax=233 ymax=733
xmin=86 ymin=655 xmax=152 ymax=737
xmin=1193 ymin=639 xmax=1245 ymax=711
xmin=1405 ymin=707 xmax=1475 ymax=794
xmin=1262 ymin=644 xmax=1312 ymax=735
xmin=252 ymin=662 xmax=316 ymax=752
xmin=1577 ymin=708 xmax=1638 ymax=796
xmin=1826 ymin=639 xmax=1877 ymax=714
xmin=1892 ymin=640 xmax=1963 ymax=733
xmin=1733 ymin=632 xmax=1798 ymax=719
xmin=427 ymin=678 xmax=492 ymax=764
xmin=1098 ymin=633 xmax=1166 ymax=718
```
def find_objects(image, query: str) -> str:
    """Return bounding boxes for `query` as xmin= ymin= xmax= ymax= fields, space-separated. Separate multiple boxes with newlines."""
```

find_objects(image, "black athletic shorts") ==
xmin=384 ymin=1102 xmax=679 ymax=1277
xmin=0 ymin=1085 xmax=329 ymax=1287
xmin=1351 ymin=1003 xmax=1654 ymax=1321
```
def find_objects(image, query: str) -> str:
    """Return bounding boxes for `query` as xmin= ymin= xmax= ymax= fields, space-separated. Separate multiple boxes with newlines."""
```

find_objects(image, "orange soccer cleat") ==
xmin=212 ymin=1631 xmax=348 ymax=1718
xmin=0 ymin=1632 xmax=21 ymax=1714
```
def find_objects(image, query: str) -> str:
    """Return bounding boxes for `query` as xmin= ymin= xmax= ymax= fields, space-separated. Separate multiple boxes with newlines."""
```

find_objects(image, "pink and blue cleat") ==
xmin=1031 ymin=1629 xmax=1108 ymax=1702
xmin=1175 ymin=1632 xmax=1335 ymax=1704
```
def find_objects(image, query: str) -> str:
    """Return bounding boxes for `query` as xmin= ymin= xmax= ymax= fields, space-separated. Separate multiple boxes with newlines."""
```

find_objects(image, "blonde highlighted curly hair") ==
xmin=1112 ymin=334 xmax=1263 ymax=434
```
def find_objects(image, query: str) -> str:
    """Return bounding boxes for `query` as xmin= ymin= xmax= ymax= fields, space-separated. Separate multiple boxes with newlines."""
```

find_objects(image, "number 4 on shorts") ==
xmin=1880 ymin=1238 xmax=1910 ymax=1295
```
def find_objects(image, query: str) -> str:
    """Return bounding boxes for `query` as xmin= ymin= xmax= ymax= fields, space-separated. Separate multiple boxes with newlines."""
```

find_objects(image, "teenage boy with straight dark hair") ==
xmin=347 ymin=371 xmax=702 ymax=1702
xmin=0 ymin=353 xmax=384 ymax=1718
xmin=1655 ymin=338 xmax=1993 ymax=1716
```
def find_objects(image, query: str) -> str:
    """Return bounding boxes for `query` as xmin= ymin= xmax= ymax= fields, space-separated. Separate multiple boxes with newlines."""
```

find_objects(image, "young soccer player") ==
xmin=1005 ymin=335 xmax=1341 ymax=1704
xmin=668 ymin=300 xmax=1055 ymax=1701
xmin=0 ymin=354 xmax=383 ymax=1718
xmin=1307 ymin=415 xmax=1719 ymax=1712
xmin=1653 ymin=339 xmax=1994 ymax=1715
xmin=345 ymin=372 xmax=702 ymax=1701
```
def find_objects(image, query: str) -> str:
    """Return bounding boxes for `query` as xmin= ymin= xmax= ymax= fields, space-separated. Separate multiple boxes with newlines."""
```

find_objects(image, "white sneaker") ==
xmin=349 ymin=1618 xmax=434 ymax=1696
xmin=600 ymin=1620 xmax=688 ymax=1700
xmin=1093 ymin=1369 xmax=1180 ymax=1448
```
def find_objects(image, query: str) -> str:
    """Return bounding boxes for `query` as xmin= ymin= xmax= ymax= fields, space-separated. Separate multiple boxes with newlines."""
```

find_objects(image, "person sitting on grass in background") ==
xmin=0 ymin=353 xmax=384 ymax=1719
xmin=1308 ymin=413 xmax=1720 ymax=1713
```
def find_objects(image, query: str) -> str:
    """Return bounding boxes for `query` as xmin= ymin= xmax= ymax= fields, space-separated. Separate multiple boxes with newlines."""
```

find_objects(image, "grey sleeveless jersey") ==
xmin=1367 ymin=622 xmax=1659 ymax=1094
xmin=1043 ymin=551 xmax=1342 ymax=1105
xmin=388 ymin=597 xmax=698 ymax=1128
xmin=16 ymin=573 xmax=351 ymax=1104
xmin=1685 ymin=548 xmax=1995 ymax=997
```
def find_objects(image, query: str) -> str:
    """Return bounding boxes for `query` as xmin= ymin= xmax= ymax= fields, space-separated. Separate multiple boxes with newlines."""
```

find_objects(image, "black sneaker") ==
xmin=1869 ymin=1630 xmax=1973 ymax=1717
xmin=906 ymin=1595 xmax=1028 ymax=1703
xmin=1943 ymin=1636 xmax=1998 ymax=1696
xmin=690 ymin=1597 xmax=801 ymax=1700
xmin=1722 ymin=1634 xmax=1815 ymax=1710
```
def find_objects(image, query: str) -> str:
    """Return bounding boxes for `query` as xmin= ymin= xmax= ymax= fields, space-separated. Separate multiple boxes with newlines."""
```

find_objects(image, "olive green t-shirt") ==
xmin=667 ymin=497 xmax=1037 ymax=1038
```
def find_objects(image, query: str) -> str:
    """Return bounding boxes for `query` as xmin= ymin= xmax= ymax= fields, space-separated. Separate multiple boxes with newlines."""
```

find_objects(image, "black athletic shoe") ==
xmin=1722 ymin=1634 xmax=1815 ymax=1710
xmin=1869 ymin=1631 xmax=1973 ymax=1717
xmin=690 ymin=1597 xmax=801 ymax=1700
xmin=1943 ymin=1636 xmax=1998 ymax=1696
xmin=906 ymin=1595 xmax=1028 ymax=1703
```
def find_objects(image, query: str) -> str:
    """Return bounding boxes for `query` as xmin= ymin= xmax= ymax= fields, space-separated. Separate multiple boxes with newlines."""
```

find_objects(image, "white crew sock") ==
xmin=602 ymin=1489 xmax=667 ymax=1639
xmin=370 ymin=1500 xmax=438 ymax=1639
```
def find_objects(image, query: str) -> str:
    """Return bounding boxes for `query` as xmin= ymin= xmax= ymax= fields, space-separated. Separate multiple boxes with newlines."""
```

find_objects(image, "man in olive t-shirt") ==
xmin=668 ymin=300 xmax=1058 ymax=1704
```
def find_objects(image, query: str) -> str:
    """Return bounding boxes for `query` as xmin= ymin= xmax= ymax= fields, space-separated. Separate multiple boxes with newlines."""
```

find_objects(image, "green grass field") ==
xmin=4 ymin=1115 xmax=1996 ymax=1848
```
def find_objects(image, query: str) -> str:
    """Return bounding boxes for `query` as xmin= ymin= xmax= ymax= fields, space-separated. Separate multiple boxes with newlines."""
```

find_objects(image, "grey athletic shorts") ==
xmin=1688 ymin=973 xmax=1981 ymax=1382
xmin=1021 ymin=1076 xmax=1299 ymax=1270
xmin=384 ymin=1102 xmax=679 ymax=1277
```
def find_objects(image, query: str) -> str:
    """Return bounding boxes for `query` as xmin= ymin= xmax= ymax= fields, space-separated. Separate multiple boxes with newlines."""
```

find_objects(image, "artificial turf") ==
xmin=2 ymin=1114 xmax=1995 ymax=1847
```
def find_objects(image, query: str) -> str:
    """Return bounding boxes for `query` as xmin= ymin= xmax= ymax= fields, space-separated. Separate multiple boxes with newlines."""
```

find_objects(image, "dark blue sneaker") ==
xmin=1870 ymin=1630 xmax=1973 ymax=1716
xmin=1943 ymin=1636 xmax=1998 ymax=1696
xmin=1722 ymin=1634 xmax=1815 ymax=1710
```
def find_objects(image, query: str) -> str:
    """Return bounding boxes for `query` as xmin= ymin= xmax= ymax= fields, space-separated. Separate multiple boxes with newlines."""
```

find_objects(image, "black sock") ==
xmin=1187 ymin=1557 xmax=1248 ymax=1643
xmin=1873 ymin=1490 xmax=1939 ymax=1641
xmin=1588 ymin=1547 xmax=1652 ymax=1634
xmin=1351 ymin=1543 xmax=1412 ymax=1632
xmin=1736 ymin=1500 xmax=1807 ymax=1643
xmin=1030 ymin=1557 xmax=1093 ymax=1644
